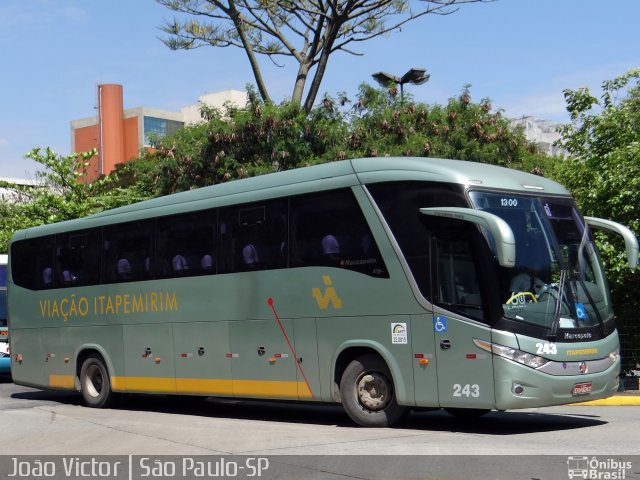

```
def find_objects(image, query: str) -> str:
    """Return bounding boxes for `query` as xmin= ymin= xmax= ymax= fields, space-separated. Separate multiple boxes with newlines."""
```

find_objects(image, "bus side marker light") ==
xmin=64 ymin=357 xmax=70 ymax=364
xmin=154 ymin=357 xmax=161 ymax=364
xmin=268 ymin=357 xmax=277 ymax=364
xmin=466 ymin=354 xmax=477 ymax=359
xmin=414 ymin=354 xmax=429 ymax=365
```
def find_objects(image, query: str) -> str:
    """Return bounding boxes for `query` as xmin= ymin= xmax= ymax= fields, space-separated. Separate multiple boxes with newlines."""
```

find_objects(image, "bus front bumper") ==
xmin=493 ymin=356 xmax=620 ymax=410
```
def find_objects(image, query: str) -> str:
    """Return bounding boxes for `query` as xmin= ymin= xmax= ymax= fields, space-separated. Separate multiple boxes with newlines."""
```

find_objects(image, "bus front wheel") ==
xmin=79 ymin=354 xmax=116 ymax=408
xmin=339 ymin=354 xmax=406 ymax=427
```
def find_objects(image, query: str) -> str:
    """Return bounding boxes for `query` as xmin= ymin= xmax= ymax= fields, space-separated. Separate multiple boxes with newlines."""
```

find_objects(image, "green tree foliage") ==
xmin=3 ymin=84 xmax=545 ymax=252
xmin=340 ymin=84 xmax=549 ymax=172
xmin=0 ymin=148 xmax=143 ymax=253
xmin=121 ymin=84 xmax=551 ymax=195
xmin=126 ymin=95 xmax=348 ymax=195
xmin=551 ymin=68 xmax=640 ymax=348
xmin=156 ymin=0 xmax=489 ymax=111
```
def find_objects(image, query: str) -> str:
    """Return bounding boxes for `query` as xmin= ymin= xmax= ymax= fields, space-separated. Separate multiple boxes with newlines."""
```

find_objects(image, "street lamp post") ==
xmin=372 ymin=68 xmax=430 ymax=103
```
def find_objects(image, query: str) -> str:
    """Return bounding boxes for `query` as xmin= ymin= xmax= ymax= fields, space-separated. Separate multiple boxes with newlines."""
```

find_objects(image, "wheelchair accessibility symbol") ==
xmin=434 ymin=315 xmax=448 ymax=333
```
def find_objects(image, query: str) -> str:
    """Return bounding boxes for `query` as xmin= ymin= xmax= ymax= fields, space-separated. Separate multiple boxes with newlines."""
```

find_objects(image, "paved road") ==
xmin=1 ymin=378 xmax=639 ymax=479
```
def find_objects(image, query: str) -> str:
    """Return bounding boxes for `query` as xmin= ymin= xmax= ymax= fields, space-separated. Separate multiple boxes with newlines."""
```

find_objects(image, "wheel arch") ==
xmin=74 ymin=344 xmax=116 ymax=391
xmin=331 ymin=340 xmax=411 ymax=405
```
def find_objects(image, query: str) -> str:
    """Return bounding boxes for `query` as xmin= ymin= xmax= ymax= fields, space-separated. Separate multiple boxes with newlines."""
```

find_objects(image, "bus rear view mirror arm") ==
xmin=420 ymin=207 xmax=516 ymax=268
xmin=585 ymin=217 xmax=639 ymax=270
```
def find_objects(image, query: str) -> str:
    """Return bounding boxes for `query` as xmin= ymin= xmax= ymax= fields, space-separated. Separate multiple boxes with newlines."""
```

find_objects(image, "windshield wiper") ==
xmin=572 ymin=271 xmax=606 ymax=335
xmin=576 ymin=221 xmax=606 ymax=334
xmin=549 ymin=269 xmax=569 ymax=339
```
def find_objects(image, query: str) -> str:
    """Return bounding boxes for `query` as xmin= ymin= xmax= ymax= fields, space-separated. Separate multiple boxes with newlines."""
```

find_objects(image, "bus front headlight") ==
xmin=608 ymin=347 xmax=620 ymax=364
xmin=474 ymin=339 xmax=548 ymax=369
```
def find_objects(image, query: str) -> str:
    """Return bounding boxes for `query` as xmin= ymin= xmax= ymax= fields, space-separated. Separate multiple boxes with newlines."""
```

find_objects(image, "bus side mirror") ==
xmin=584 ymin=217 xmax=639 ymax=270
xmin=420 ymin=207 xmax=516 ymax=268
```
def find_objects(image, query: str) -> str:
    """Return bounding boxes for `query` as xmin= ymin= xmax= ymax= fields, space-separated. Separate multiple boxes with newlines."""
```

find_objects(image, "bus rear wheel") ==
xmin=79 ymin=354 xmax=116 ymax=408
xmin=339 ymin=354 xmax=406 ymax=427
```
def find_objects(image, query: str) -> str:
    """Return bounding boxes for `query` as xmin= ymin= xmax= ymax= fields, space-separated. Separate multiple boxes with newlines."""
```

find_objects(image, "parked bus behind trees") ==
xmin=7 ymin=158 xmax=639 ymax=426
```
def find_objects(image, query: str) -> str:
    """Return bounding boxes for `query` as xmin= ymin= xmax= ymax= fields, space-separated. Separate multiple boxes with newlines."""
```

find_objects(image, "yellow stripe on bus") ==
xmin=176 ymin=378 xmax=234 ymax=395
xmin=111 ymin=376 xmax=313 ymax=399
xmin=233 ymin=379 xmax=311 ymax=399
xmin=112 ymin=376 xmax=177 ymax=393
xmin=48 ymin=375 xmax=75 ymax=389
xmin=49 ymin=374 xmax=313 ymax=399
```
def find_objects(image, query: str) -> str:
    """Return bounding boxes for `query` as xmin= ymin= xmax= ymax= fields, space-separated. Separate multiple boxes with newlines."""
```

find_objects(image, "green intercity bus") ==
xmin=7 ymin=157 xmax=639 ymax=426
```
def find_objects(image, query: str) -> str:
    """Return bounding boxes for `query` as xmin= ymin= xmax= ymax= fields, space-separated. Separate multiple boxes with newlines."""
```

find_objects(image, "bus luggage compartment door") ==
xmin=229 ymin=319 xmax=301 ymax=400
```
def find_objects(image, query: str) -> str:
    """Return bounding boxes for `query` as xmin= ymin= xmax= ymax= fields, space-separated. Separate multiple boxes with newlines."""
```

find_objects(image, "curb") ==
xmin=570 ymin=395 xmax=640 ymax=406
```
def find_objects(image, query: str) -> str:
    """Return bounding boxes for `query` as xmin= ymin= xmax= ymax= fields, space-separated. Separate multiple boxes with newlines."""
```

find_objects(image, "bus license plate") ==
xmin=572 ymin=382 xmax=592 ymax=396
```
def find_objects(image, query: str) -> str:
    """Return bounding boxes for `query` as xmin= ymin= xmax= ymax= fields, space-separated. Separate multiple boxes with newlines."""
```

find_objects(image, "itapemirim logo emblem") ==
xmin=311 ymin=275 xmax=343 ymax=310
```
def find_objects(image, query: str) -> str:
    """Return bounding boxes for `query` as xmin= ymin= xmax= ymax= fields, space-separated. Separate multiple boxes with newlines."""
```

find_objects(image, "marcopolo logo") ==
xmin=567 ymin=456 xmax=632 ymax=479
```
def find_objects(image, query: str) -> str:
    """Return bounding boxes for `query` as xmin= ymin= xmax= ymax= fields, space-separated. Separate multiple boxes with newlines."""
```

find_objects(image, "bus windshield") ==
xmin=469 ymin=191 xmax=613 ymax=332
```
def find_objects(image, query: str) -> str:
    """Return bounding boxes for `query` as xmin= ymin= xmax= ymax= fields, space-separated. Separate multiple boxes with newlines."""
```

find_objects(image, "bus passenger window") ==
xmin=54 ymin=230 xmax=101 ymax=287
xmin=157 ymin=210 xmax=217 ymax=278
xmin=11 ymin=236 xmax=55 ymax=290
xmin=219 ymin=200 xmax=288 ymax=274
xmin=103 ymin=221 xmax=155 ymax=283
xmin=290 ymin=189 xmax=388 ymax=277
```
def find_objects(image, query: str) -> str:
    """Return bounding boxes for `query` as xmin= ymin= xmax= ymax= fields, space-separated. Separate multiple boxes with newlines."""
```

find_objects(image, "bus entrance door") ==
xmin=430 ymin=230 xmax=496 ymax=410
xmin=433 ymin=313 xmax=495 ymax=409
xmin=410 ymin=313 xmax=440 ymax=407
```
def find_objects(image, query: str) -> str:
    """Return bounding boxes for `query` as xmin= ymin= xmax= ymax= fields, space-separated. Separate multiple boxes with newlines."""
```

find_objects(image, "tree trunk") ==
xmin=228 ymin=3 xmax=272 ymax=104
xmin=291 ymin=61 xmax=312 ymax=107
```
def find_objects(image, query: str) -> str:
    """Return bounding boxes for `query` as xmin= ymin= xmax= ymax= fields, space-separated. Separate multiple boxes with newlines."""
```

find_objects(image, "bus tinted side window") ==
xmin=157 ymin=211 xmax=217 ymax=278
xmin=55 ymin=229 xmax=102 ymax=287
xmin=103 ymin=221 xmax=155 ymax=283
xmin=11 ymin=236 xmax=55 ymax=290
xmin=431 ymin=225 xmax=485 ymax=322
xmin=219 ymin=200 xmax=288 ymax=273
xmin=367 ymin=181 xmax=467 ymax=297
xmin=290 ymin=189 xmax=388 ymax=277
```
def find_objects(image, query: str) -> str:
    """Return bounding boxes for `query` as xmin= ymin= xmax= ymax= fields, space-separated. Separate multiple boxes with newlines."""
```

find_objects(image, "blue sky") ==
xmin=1 ymin=0 xmax=638 ymax=179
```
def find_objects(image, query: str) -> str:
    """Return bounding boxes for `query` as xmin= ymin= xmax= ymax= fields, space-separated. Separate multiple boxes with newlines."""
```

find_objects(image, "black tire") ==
xmin=444 ymin=407 xmax=491 ymax=418
xmin=79 ymin=354 xmax=116 ymax=408
xmin=339 ymin=354 xmax=407 ymax=427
